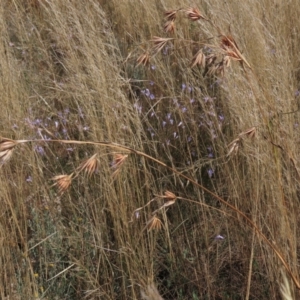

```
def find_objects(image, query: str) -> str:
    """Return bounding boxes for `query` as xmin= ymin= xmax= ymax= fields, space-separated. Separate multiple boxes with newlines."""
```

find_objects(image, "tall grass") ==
xmin=1 ymin=0 xmax=300 ymax=299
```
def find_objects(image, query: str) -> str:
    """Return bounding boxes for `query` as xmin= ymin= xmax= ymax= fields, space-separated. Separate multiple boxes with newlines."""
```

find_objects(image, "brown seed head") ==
xmin=113 ymin=154 xmax=128 ymax=168
xmin=77 ymin=153 xmax=99 ymax=177
xmin=206 ymin=54 xmax=217 ymax=67
xmin=0 ymin=139 xmax=18 ymax=164
xmin=52 ymin=174 xmax=73 ymax=193
xmin=220 ymin=35 xmax=238 ymax=50
xmin=164 ymin=20 xmax=175 ymax=34
xmin=227 ymin=138 xmax=240 ymax=156
xmin=164 ymin=9 xmax=177 ymax=21
xmin=186 ymin=7 xmax=207 ymax=21
xmin=164 ymin=190 xmax=177 ymax=201
xmin=146 ymin=215 xmax=162 ymax=231
xmin=239 ymin=127 xmax=256 ymax=139
xmin=191 ymin=49 xmax=206 ymax=68
xmin=150 ymin=36 xmax=174 ymax=53
xmin=136 ymin=52 xmax=150 ymax=66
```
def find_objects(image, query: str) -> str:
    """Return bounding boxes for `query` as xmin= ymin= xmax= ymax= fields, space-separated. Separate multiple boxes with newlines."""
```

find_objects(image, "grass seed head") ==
xmin=164 ymin=9 xmax=177 ymax=21
xmin=77 ymin=153 xmax=99 ymax=177
xmin=191 ymin=49 xmax=206 ymax=68
xmin=239 ymin=127 xmax=256 ymax=139
xmin=206 ymin=54 xmax=217 ymax=67
xmin=163 ymin=20 xmax=175 ymax=34
xmin=146 ymin=215 xmax=162 ymax=231
xmin=112 ymin=154 xmax=128 ymax=178
xmin=164 ymin=190 xmax=177 ymax=201
xmin=137 ymin=52 xmax=150 ymax=66
xmin=227 ymin=138 xmax=241 ymax=156
xmin=150 ymin=36 xmax=174 ymax=53
xmin=186 ymin=7 xmax=207 ymax=21
xmin=0 ymin=138 xmax=19 ymax=164
xmin=51 ymin=174 xmax=73 ymax=193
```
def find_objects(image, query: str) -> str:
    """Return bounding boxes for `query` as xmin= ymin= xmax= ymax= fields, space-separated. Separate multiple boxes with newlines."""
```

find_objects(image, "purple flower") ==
xmin=34 ymin=145 xmax=45 ymax=156
xmin=26 ymin=176 xmax=33 ymax=183
xmin=207 ymin=168 xmax=214 ymax=178
xmin=215 ymin=235 xmax=225 ymax=240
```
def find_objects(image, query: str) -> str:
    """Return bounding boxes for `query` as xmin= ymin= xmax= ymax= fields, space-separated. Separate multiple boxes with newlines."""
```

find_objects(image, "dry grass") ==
xmin=1 ymin=0 xmax=300 ymax=299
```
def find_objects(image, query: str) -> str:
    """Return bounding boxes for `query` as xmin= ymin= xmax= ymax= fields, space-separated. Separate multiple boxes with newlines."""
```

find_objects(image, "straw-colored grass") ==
xmin=1 ymin=0 xmax=300 ymax=299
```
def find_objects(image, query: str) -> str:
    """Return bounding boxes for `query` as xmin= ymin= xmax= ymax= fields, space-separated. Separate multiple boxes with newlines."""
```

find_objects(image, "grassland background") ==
xmin=1 ymin=0 xmax=300 ymax=299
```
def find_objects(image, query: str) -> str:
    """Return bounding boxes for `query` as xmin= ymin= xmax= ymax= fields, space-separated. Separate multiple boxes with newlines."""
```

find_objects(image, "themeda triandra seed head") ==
xmin=51 ymin=174 xmax=73 ymax=193
xmin=77 ymin=153 xmax=99 ymax=177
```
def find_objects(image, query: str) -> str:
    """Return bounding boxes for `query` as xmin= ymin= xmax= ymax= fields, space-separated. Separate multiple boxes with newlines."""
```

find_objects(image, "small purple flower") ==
xmin=207 ymin=168 xmax=214 ymax=178
xmin=34 ymin=145 xmax=45 ymax=156
xmin=181 ymin=83 xmax=186 ymax=91
xmin=181 ymin=107 xmax=187 ymax=113
xmin=218 ymin=115 xmax=225 ymax=122
xmin=215 ymin=235 xmax=225 ymax=240
xmin=207 ymin=147 xmax=214 ymax=158
xmin=26 ymin=176 xmax=33 ymax=183
xmin=150 ymin=94 xmax=155 ymax=100
xmin=190 ymin=98 xmax=195 ymax=104
xmin=151 ymin=65 xmax=156 ymax=70
xmin=162 ymin=121 xmax=167 ymax=127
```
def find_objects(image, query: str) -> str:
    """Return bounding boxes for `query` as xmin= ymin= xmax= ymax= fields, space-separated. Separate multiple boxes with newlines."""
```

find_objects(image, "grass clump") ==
xmin=1 ymin=0 xmax=300 ymax=299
